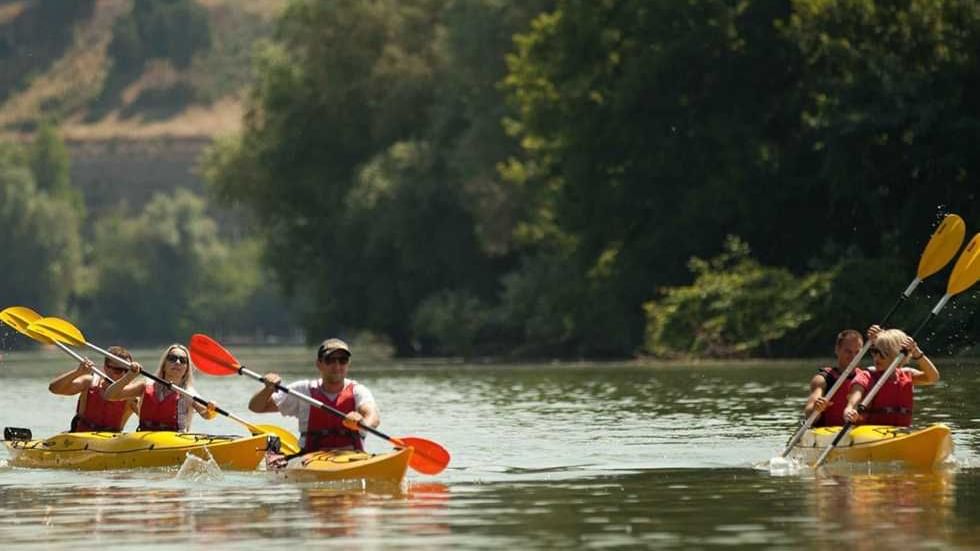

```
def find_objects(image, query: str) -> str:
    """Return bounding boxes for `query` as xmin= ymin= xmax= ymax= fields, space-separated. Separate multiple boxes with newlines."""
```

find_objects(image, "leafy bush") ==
xmin=643 ymin=236 xmax=833 ymax=358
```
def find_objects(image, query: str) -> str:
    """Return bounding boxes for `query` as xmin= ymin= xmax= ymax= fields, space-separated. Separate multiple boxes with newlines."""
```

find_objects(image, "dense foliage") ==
xmin=0 ymin=141 xmax=82 ymax=319
xmin=1 ymin=126 xmax=291 ymax=346
xmin=6 ymin=0 xmax=979 ymax=357
xmin=203 ymin=0 xmax=979 ymax=357
xmin=205 ymin=0 xmax=549 ymax=354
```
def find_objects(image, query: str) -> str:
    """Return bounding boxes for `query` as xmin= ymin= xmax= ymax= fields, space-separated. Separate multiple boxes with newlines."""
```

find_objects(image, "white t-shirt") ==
xmin=272 ymin=378 xmax=375 ymax=448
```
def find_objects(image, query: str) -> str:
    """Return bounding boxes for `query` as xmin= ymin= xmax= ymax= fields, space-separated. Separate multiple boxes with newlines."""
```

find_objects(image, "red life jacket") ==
xmin=138 ymin=382 xmax=181 ymax=431
xmin=302 ymin=382 xmax=363 ymax=452
xmin=71 ymin=376 xmax=128 ymax=432
xmin=813 ymin=367 xmax=868 ymax=427
xmin=864 ymin=368 xmax=914 ymax=426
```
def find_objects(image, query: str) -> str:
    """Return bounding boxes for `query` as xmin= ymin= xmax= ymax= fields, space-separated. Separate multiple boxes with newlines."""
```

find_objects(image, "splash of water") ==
xmin=176 ymin=448 xmax=223 ymax=481
xmin=764 ymin=455 xmax=804 ymax=477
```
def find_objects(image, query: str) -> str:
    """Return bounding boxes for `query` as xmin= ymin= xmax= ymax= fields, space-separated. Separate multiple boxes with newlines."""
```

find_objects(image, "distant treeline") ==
xmin=0 ymin=123 xmax=294 ymax=346
xmin=5 ymin=0 xmax=980 ymax=358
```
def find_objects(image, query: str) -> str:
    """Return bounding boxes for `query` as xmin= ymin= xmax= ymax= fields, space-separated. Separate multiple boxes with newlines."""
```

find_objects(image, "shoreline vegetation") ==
xmin=1 ymin=1 xmax=978 ymax=360
xmin=3 ymin=343 xmax=978 ymax=373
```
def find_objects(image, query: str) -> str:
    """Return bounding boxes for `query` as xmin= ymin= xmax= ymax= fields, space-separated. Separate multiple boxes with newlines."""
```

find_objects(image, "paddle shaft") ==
xmin=48 ymin=340 xmax=117 ymax=383
xmin=84 ymin=341 xmax=258 ymax=429
xmin=779 ymin=287 xmax=913 ymax=457
xmin=235 ymin=363 xmax=402 ymax=445
xmin=813 ymin=296 xmax=948 ymax=467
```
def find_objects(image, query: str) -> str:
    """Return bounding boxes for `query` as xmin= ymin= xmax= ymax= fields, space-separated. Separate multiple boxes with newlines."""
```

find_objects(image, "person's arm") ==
xmin=354 ymin=401 xmax=380 ymax=430
xmin=126 ymin=398 xmax=141 ymax=415
xmin=191 ymin=398 xmax=218 ymax=420
xmin=842 ymin=380 xmax=867 ymax=423
xmin=906 ymin=338 xmax=939 ymax=384
xmin=344 ymin=384 xmax=380 ymax=431
xmin=48 ymin=360 xmax=95 ymax=395
xmin=249 ymin=373 xmax=282 ymax=413
xmin=803 ymin=373 xmax=829 ymax=417
xmin=103 ymin=362 xmax=145 ymax=401
xmin=118 ymin=403 xmax=136 ymax=429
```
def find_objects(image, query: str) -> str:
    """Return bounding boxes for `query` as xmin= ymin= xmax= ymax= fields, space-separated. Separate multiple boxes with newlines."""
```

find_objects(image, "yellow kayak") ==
xmin=275 ymin=447 xmax=413 ymax=483
xmin=789 ymin=423 xmax=952 ymax=469
xmin=3 ymin=431 xmax=269 ymax=470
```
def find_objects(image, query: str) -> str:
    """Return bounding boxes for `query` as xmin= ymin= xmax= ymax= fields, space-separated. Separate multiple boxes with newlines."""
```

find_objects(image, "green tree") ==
xmin=503 ymin=0 xmax=980 ymax=356
xmin=28 ymin=121 xmax=84 ymax=216
xmin=205 ymin=0 xmax=531 ymax=354
xmin=779 ymin=0 xmax=980 ymax=262
xmin=503 ymin=0 xmax=802 ymax=355
xmin=80 ymin=190 xmax=257 ymax=342
xmin=29 ymin=121 xmax=70 ymax=196
xmin=0 ymin=142 xmax=81 ymax=317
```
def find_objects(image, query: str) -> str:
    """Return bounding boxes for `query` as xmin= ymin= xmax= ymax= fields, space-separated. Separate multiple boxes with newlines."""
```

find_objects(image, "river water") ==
xmin=2 ymin=346 xmax=979 ymax=549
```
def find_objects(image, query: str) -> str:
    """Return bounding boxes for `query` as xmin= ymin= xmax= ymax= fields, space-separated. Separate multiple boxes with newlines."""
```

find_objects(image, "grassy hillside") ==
xmin=0 ymin=0 xmax=284 ymax=141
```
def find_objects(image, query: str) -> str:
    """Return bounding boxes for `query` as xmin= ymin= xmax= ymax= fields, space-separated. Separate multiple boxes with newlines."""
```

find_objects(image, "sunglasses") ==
xmin=321 ymin=355 xmax=350 ymax=366
xmin=104 ymin=363 xmax=128 ymax=372
xmin=869 ymin=348 xmax=884 ymax=357
xmin=166 ymin=354 xmax=188 ymax=364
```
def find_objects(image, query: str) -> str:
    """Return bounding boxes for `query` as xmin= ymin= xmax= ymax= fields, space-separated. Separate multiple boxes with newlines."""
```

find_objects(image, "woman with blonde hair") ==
xmin=104 ymin=344 xmax=217 ymax=431
xmin=843 ymin=325 xmax=939 ymax=426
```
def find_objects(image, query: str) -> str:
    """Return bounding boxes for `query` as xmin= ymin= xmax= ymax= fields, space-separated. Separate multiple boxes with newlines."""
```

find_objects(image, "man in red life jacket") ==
xmin=803 ymin=329 xmax=868 ymax=426
xmin=249 ymin=338 xmax=380 ymax=454
xmin=48 ymin=346 xmax=141 ymax=432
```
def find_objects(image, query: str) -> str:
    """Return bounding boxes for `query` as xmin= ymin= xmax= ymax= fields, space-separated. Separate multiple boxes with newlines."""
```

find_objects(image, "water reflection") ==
xmin=0 ymin=473 xmax=451 ymax=548
xmin=298 ymin=481 xmax=451 ymax=538
xmin=808 ymin=470 xmax=955 ymax=549
xmin=3 ymin=357 xmax=980 ymax=549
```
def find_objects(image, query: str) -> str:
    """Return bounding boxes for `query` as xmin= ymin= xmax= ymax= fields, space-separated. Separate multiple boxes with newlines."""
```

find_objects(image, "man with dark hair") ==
xmin=249 ymin=338 xmax=380 ymax=452
xmin=803 ymin=330 xmax=867 ymax=427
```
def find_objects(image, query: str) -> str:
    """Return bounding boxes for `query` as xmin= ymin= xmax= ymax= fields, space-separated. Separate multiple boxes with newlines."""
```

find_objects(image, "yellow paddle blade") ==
xmin=0 ymin=306 xmax=42 ymax=335
xmin=24 ymin=321 xmax=57 ymax=345
xmin=947 ymin=233 xmax=980 ymax=295
xmin=917 ymin=214 xmax=966 ymax=280
xmin=31 ymin=317 xmax=87 ymax=347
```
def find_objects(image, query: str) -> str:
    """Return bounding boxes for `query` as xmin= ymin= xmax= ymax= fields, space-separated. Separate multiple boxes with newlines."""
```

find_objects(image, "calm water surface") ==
xmin=2 ymin=346 xmax=980 ymax=549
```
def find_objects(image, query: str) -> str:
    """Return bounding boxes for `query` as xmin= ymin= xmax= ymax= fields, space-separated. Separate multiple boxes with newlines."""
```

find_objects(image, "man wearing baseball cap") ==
xmin=248 ymin=337 xmax=379 ymax=453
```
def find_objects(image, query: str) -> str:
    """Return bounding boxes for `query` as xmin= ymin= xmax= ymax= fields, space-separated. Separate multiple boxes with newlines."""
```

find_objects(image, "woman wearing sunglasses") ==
xmin=248 ymin=337 xmax=379 ymax=453
xmin=48 ymin=345 xmax=141 ymax=432
xmin=104 ymin=344 xmax=217 ymax=432
xmin=843 ymin=325 xmax=940 ymax=427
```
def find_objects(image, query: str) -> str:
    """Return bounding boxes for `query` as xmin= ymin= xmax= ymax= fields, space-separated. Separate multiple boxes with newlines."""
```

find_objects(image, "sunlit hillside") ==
xmin=0 ymin=0 xmax=283 ymax=141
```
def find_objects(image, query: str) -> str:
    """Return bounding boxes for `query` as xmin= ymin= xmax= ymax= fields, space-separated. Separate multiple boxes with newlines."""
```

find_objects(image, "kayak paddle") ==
xmin=780 ymin=214 xmax=966 ymax=457
xmin=29 ymin=316 xmax=301 ymax=454
xmin=189 ymin=333 xmax=451 ymax=475
xmin=813 ymin=232 xmax=980 ymax=468
xmin=0 ymin=307 xmax=118 ymax=382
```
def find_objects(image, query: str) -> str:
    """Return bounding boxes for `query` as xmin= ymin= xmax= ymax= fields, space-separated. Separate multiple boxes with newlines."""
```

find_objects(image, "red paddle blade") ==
xmin=189 ymin=333 xmax=240 ymax=376
xmin=398 ymin=436 xmax=451 ymax=475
